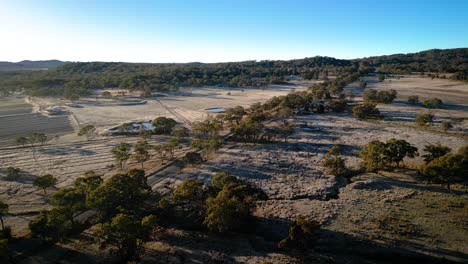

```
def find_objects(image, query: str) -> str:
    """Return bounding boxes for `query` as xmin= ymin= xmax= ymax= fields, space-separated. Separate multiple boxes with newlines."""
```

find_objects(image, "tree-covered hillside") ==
xmin=357 ymin=48 xmax=468 ymax=78
xmin=0 ymin=48 xmax=466 ymax=98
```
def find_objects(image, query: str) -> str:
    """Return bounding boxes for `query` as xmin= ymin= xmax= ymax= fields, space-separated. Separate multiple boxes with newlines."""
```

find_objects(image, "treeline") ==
xmin=2 ymin=48 xmax=467 ymax=98
xmin=0 ymin=56 xmax=352 ymax=98
xmin=357 ymin=48 xmax=468 ymax=80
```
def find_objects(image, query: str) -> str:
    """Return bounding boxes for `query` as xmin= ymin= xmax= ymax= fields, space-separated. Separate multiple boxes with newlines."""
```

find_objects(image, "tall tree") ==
xmin=111 ymin=142 xmax=132 ymax=169
xmin=33 ymin=174 xmax=57 ymax=194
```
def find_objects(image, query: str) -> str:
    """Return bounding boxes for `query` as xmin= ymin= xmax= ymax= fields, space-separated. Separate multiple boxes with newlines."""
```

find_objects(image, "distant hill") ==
xmin=355 ymin=48 xmax=468 ymax=74
xmin=0 ymin=48 xmax=466 ymax=98
xmin=0 ymin=60 xmax=67 ymax=71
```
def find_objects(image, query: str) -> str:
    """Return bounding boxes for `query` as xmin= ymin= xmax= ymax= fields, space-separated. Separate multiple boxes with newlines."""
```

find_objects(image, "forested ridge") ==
xmin=356 ymin=48 xmax=468 ymax=77
xmin=0 ymin=48 xmax=466 ymax=98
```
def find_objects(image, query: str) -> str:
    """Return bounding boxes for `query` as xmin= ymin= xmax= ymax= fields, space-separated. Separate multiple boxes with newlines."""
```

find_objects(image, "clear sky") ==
xmin=1 ymin=0 xmax=467 ymax=63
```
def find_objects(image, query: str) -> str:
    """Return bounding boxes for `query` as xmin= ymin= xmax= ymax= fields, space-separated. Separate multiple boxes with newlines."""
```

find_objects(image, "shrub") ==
xmin=111 ymin=142 xmax=132 ymax=169
xmin=422 ymin=98 xmax=443 ymax=109
xmin=15 ymin=136 xmax=28 ymax=147
xmin=383 ymin=139 xmax=418 ymax=167
xmin=102 ymin=91 xmax=112 ymax=99
xmin=407 ymin=95 xmax=419 ymax=105
xmin=152 ymin=117 xmax=177 ymax=134
xmin=352 ymin=103 xmax=383 ymax=119
xmin=29 ymin=208 xmax=72 ymax=242
xmin=87 ymin=169 xmax=151 ymax=220
xmin=184 ymin=152 xmax=203 ymax=164
xmin=363 ymin=89 xmax=397 ymax=104
xmin=204 ymin=186 xmax=254 ymax=233
xmin=415 ymin=113 xmax=434 ymax=126
xmin=376 ymin=90 xmax=397 ymax=103
xmin=359 ymin=139 xmax=418 ymax=171
xmin=77 ymin=125 xmax=96 ymax=140
xmin=171 ymin=125 xmax=189 ymax=140
xmin=363 ymin=89 xmax=377 ymax=102
xmin=422 ymin=143 xmax=451 ymax=163
xmin=0 ymin=201 xmax=8 ymax=234
xmin=5 ymin=167 xmax=20 ymax=181
xmin=328 ymin=99 xmax=347 ymax=112
xmin=211 ymin=172 xmax=240 ymax=191
xmin=33 ymin=174 xmax=57 ymax=194
xmin=321 ymin=156 xmax=346 ymax=176
xmin=0 ymin=239 xmax=9 ymax=260
xmin=95 ymin=213 xmax=156 ymax=262
xmin=419 ymin=150 xmax=467 ymax=190
xmin=441 ymin=121 xmax=453 ymax=131
xmin=321 ymin=146 xmax=346 ymax=176
xmin=359 ymin=140 xmax=387 ymax=171
xmin=278 ymin=215 xmax=320 ymax=250
xmin=315 ymin=104 xmax=325 ymax=114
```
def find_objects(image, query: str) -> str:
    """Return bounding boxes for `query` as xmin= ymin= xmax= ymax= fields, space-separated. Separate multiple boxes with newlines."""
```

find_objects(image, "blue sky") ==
xmin=1 ymin=0 xmax=467 ymax=62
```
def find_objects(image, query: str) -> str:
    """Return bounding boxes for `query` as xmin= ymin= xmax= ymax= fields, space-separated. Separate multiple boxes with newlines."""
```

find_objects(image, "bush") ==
xmin=95 ymin=213 xmax=156 ymax=262
xmin=363 ymin=89 xmax=397 ymax=104
xmin=352 ymin=103 xmax=383 ymax=119
xmin=5 ymin=167 xmax=20 ymax=181
xmin=419 ymin=150 xmax=467 ymax=190
xmin=211 ymin=172 xmax=240 ymax=191
xmin=171 ymin=125 xmax=189 ymax=140
xmin=87 ymin=169 xmax=151 ymax=220
xmin=415 ymin=113 xmax=434 ymax=126
xmin=407 ymin=95 xmax=419 ymax=105
xmin=422 ymin=143 xmax=451 ymax=163
xmin=441 ymin=121 xmax=453 ymax=131
xmin=315 ymin=104 xmax=325 ymax=114
xmin=204 ymin=186 xmax=254 ymax=233
xmin=29 ymin=209 xmax=72 ymax=242
xmin=321 ymin=146 xmax=346 ymax=176
xmin=327 ymin=99 xmax=347 ymax=112
xmin=422 ymin=98 xmax=443 ymax=109
xmin=278 ymin=215 xmax=320 ymax=250
xmin=383 ymin=139 xmax=418 ymax=167
xmin=184 ymin=152 xmax=203 ymax=164
xmin=33 ymin=174 xmax=57 ymax=194
xmin=15 ymin=136 xmax=28 ymax=146
xmin=152 ymin=117 xmax=177 ymax=134
xmin=359 ymin=140 xmax=387 ymax=171
xmin=359 ymin=139 xmax=418 ymax=171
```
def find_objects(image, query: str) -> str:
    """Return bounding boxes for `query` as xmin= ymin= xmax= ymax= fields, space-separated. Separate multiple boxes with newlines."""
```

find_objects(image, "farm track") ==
xmin=155 ymin=98 xmax=192 ymax=126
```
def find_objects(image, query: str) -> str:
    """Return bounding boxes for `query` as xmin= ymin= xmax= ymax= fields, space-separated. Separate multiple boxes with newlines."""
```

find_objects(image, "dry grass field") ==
xmin=0 ymin=75 xmax=467 ymax=263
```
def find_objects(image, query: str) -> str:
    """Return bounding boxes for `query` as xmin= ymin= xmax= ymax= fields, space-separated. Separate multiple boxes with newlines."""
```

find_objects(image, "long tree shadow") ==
xmin=316 ymin=229 xmax=465 ymax=263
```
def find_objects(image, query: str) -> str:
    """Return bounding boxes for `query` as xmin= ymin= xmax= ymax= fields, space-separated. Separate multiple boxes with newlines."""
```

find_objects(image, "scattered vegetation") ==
xmin=363 ymin=89 xmax=397 ymax=103
xmin=415 ymin=113 xmax=434 ymax=126
xmin=407 ymin=95 xmax=419 ymax=105
xmin=77 ymin=125 xmax=96 ymax=140
xmin=33 ymin=174 xmax=57 ymax=194
xmin=321 ymin=146 xmax=347 ymax=176
xmin=419 ymin=146 xmax=467 ymax=190
xmin=152 ymin=117 xmax=177 ymax=135
xmin=360 ymin=139 xmax=418 ymax=171
xmin=278 ymin=215 xmax=320 ymax=250
xmin=111 ymin=142 xmax=132 ymax=169
xmin=352 ymin=103 xmax=383 ymax=119
xmin=422 ymin=98 xmax=443 ymax=109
